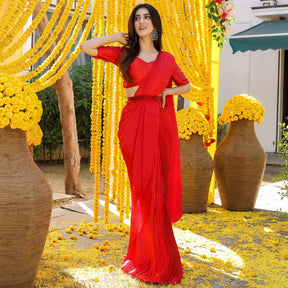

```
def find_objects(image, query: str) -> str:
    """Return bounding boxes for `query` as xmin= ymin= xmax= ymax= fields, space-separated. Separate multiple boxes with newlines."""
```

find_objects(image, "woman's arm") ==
xmin=80 ymin=32 xmax=128 ymax=57
xmin=161 ymin=83 xmax=191 ymax=108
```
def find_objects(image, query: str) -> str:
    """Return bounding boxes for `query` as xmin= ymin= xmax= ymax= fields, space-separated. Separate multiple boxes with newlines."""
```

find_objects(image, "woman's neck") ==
xmin=139 ymin=37 xmax=157 ymax=53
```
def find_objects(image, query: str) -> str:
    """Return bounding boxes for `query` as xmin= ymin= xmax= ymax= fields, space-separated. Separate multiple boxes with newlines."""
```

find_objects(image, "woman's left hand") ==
xmin=160 ymin=89 xmax=168 ymax=108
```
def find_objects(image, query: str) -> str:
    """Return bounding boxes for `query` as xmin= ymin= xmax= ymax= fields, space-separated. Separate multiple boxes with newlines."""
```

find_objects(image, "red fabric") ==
xmin=94 ymin=47 xmax=189 ymax=284
xmin=93 ymin=46 xmax=188 ymax=89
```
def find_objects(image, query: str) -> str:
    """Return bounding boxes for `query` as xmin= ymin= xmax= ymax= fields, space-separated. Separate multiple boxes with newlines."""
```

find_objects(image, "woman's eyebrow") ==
xmin=135 ymin=13 xmax=150 ymax=17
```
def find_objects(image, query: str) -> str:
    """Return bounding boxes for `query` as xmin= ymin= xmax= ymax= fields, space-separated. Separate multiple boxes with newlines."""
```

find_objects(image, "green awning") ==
xmin=229 ymin=20 xmax=288 ymax=53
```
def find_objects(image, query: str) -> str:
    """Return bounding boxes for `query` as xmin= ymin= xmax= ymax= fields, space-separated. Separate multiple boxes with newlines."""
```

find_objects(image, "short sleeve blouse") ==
xmin=93 ymin=46 xmax=189 ymax=88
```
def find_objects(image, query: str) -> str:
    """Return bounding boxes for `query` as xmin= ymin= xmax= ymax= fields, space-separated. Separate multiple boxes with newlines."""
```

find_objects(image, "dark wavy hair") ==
xmin=118 ymin=4 xmax=162 ymax=82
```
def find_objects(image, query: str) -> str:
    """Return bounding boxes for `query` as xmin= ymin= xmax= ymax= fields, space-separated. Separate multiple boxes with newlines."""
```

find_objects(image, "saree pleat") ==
xmin=119 ymin=98 xmax=182 ymax=284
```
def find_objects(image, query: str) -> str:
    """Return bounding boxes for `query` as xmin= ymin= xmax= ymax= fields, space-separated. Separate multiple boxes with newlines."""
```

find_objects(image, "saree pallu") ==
xmin=118 ymin=52 xmax=183 ymax=284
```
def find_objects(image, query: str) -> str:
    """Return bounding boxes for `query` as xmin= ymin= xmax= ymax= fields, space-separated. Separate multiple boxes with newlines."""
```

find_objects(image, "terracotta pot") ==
xmin=214 ymin=119 xmax=266 ymax=211
xmin=0 ymin=127 xmax=52 ymax=288
xmin=180 ymin=134 xmax=214 ymax=213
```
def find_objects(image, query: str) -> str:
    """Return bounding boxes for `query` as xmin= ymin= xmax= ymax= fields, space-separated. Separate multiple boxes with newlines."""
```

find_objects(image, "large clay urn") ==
xmin=214 ymin=119 xmax=266 ymax=211
xmin=0 ymin=127 xmax=52 ymax=288
xmin=180 ymin=134 xmax=214 ymax=213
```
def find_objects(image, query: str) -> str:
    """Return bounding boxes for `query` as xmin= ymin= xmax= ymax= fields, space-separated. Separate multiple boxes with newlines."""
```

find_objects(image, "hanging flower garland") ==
xmin=206 ymin=0 xmax=236 ymax=48
xmin=155 ymin=0 xmax=215 ymax=140
xmin=29 ymin=0 xmax=95 ymax=92
xmin=0 ymin=0 xmax=53 ymax=62
xmin=0 ymin=73 xmax=43 ymax=146
xmin=0 ymin=0 xmax=17 ymax=44
xmin=0 ymin=0 xmax=74 ymax=74
xmin=0 ymin=0 xmax=39 ymax=53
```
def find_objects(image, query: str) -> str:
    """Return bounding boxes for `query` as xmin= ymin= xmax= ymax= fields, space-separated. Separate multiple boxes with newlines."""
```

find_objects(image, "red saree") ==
xmin=94 ymin=48 xmax=189 ymax=284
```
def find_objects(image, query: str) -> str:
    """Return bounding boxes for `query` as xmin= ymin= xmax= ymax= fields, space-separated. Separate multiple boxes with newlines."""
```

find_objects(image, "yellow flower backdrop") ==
xmin=0 ymin=0 xmax=216 ymax=224
xmin=90 ymin=0 xmax=216 ymax=223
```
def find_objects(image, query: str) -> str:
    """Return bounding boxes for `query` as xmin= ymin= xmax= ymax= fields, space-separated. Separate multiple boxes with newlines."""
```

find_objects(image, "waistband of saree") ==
xmin=127 ymin=96 xmax=162 ymax=102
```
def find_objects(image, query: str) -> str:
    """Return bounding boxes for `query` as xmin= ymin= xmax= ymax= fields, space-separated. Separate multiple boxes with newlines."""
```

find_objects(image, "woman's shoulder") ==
xmin=160 ymin=51 xmax=176 ymax=62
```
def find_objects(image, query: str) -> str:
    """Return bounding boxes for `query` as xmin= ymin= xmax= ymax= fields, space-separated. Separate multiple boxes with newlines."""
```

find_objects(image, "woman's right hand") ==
xmin=117 ymin=32 xmax=128 ymax=45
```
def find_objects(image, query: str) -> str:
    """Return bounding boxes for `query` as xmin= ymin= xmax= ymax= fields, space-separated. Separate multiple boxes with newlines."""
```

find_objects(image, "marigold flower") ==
xmin=108 ymin=265 xmax=116 ymax=272
xmin=57 ymin=234 xmax=64 ymax=240
xmin=69 ymin=225 xmax=75 ymax=231
xmin=99 ymin=246 xmax=108 ymax=252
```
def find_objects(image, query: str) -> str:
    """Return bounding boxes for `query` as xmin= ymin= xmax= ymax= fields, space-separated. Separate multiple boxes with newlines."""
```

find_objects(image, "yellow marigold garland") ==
xmin=0 ymin=0 xmax=53 ymax=63
xmin=152 ymin=0 xmax=214 ymax=140
xmin=0 ymin=0 xmax=28 ymax=47
xmin=91 ymin=0 xmax=105 ymax=223
xmin=0 ymin=73 xmax=42 ymax=146
xmin=0 ymin=0 xmax=39 ymax=53
xmin=20 ymin=0 xmax=86 ymax=81
xmin=30 ymin=0 xmax=97 ymax=92
xmin=1 ymin=0 xmax=75 ymax=75
xmin=218 ymin=94 xmax=265 ymax=125
xmin=0 ymin=0 xmax=17 ymax=44
xmin=176 ymin=107 xmax=210 ymax=140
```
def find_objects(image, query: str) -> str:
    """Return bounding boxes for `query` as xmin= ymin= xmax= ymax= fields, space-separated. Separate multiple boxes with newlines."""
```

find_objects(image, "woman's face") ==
xmin=134 ymin=7 xmax=154 ymax=39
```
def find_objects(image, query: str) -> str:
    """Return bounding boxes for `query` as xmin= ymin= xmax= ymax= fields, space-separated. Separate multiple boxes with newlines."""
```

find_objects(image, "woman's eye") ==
xmin=145 ymin=16 xmax=151 ymax=19
xmin=135 ymin=17 xmax=139 ymax=21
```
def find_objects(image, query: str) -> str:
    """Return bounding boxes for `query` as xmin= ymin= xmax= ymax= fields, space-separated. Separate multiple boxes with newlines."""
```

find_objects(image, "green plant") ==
xmin=35 ymin=85 xmax=62 ymax=162
xmin=273 ymin=119 xmax=288 ymax=199
xmin=70 ymin=61 xmax=92 ymax=149
xmin=34 ymin=61 xmax=93 ymax=162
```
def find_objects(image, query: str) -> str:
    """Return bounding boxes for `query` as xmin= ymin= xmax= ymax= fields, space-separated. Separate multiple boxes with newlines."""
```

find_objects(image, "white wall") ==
xmin=218 ymin=0 xmax=288 ymax=152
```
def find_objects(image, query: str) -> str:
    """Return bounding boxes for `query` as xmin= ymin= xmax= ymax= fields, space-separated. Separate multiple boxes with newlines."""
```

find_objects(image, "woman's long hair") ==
xmin=118 ymin=4 xmax=162 ymax=82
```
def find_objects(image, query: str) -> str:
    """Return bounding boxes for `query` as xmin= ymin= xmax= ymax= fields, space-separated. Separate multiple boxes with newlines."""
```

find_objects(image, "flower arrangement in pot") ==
xmin=0 ymin=73 xmax=52 ymax=288
xmin=215 ymin=94 xmax=266 ymax=211
xmin=0 ymin=73 xmax=43 ymax=145
xmin=176 ymin=107 xmax=214 ymax=213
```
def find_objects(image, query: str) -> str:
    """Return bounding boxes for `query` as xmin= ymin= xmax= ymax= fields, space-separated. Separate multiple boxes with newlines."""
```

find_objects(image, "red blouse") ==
xmin=93 ymin=46 xmax=189 ymax=88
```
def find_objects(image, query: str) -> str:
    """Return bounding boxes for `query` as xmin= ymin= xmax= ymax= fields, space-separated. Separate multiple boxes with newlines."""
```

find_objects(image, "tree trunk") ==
xmin=33 ymin=1 xmax=85 ymax=197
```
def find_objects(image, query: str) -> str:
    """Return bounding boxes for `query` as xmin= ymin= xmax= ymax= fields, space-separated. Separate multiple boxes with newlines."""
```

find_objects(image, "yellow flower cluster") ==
xmin=218 ymin=94 xmax=265 ymax=125
xmin=176 ymin=107 xmax=210 ymax=140
xmin=0 ymin=73 xmax=43 ymax=145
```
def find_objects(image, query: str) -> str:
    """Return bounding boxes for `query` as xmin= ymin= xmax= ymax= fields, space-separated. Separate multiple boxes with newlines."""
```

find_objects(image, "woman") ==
xmin=80 ymin=3 xmax=191 ymax=284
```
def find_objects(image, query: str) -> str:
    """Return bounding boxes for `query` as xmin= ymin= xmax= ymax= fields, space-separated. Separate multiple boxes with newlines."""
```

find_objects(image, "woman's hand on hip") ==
xmin=160 ymin=89 xmax=168 ymax=108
